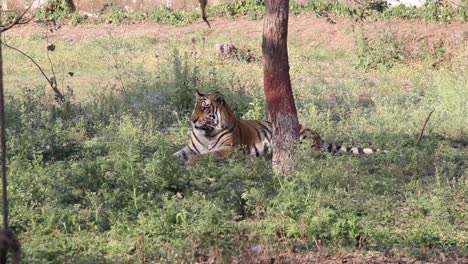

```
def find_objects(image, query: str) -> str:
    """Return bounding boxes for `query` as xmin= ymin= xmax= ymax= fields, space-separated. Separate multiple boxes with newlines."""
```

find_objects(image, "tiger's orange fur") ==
xmin=174 ymin=91 xmax=381 ymax=163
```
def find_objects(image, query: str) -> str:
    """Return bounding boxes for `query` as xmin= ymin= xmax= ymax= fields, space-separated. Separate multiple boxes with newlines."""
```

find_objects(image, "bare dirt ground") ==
xmin=10 ymin=15 xmax=468 ymax=50
xmin=244 ymin=252 xmax=468 ymax=264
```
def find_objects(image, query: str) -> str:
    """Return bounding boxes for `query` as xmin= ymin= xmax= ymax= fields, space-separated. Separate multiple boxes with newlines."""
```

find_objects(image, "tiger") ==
xmin=174 ymin=91 xmax=381 ymax=163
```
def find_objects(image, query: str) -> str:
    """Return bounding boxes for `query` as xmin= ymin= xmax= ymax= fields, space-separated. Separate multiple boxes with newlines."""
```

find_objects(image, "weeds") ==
xmin=33 ymin=0 xmax=468 ymax=26
xmin=140 ymin=7 xmax=200 ymax=25
xmin=35 ymin=0 xmax=85 ymax=24
xmin=352 ymin=25 xmax=459 ymax=70
xmin=99 ymin=3 xmax=128 ymax=24
xmin=3 ymin=21 xmax=468 ymax=263
xmin=354 ymin=27 xmax=406 ymax=70
xmin=381 ymin=1 xmax=465 ymax=22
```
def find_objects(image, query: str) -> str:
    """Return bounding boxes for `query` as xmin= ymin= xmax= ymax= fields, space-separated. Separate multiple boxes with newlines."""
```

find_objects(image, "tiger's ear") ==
xmin=195 ymin=90 xmax=205 ymax=98
xmin=215 ymin=93 xmax=225 ymax=104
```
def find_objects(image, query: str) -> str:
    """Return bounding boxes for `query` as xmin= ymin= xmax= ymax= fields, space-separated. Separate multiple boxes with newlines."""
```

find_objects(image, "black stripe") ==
xmin=327 ymin=144 xmax=333 ymax=152
xmin=371 ymin=148 xmax=377 ymax=152
xmin=358 ymin=148 xmax=364 ymax=155
xmin=218 ymin=138 xmax=231 ymax=148
xmin=300 ymin=128 xmax=311 ymax=140
xmin=346 ymin=146 xmax=351 ymax=152
xmin=212 ymin=106 xmax=217 ymax=121
xmin=245 ymin=121 xmax=264 ymax=143
xmin=189 ymin=142 xmax=200 ymax=154
xmin=255 ymin=127 xmax=262 ymax=141
xmin=212 ymin=122 xmax=237 ymax=149
xmin=253 ymin=145 xmax=260 ymax=157
xmin=206 ymin=128 xmax=223 ymax=138
xmin=334 ymin=145 xmax=341 ymax=153
xmin=212 ymin=131 xmax=230 ymax=149
xmin=181 ymin=150 xmax=188 ymax=160
xmin=244 ymin=121 xmax=263 ymax=141
xmin=192 ymin=132 xmax=202 ymax=145
xmin=257 ymin=122 xmax=272 ymax=141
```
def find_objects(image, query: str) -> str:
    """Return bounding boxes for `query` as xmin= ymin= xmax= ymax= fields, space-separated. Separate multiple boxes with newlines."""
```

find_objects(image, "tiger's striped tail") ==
xmin=299 ymin=127 xmax=381 ymax=155
xmin=320 ymin=141 xmax=381 ymax=155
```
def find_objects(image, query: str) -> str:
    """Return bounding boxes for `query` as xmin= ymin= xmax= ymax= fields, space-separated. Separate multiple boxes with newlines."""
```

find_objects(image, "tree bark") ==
xmin=262 ymin=0 xmax=299 ymax=176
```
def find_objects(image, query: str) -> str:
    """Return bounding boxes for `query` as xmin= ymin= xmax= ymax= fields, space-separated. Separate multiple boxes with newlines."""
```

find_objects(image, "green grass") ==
xmin=33 ymin=0 xmax=468 ymax=26
xmin=3 ymin=21 xmax=468 ymax=263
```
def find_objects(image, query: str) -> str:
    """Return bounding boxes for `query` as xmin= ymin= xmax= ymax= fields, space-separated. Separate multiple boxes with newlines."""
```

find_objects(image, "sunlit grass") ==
xmin=3 ymin=20 xmax=467 ymax=262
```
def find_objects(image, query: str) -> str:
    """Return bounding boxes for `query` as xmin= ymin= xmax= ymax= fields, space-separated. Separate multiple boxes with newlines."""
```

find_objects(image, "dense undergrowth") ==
xmin=3 ymin=14 xmax=468 ymax=263
xmin=34 ymin=0 xmax=468 ymax=26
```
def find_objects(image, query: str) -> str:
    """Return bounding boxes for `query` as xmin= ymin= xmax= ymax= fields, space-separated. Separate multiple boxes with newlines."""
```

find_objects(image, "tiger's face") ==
xmin=191 ymin=91 xmax=227 ymax=133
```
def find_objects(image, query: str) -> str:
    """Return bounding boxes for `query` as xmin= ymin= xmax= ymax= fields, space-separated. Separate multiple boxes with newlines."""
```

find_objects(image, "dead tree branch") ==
xmin=0 ymin=0 xmax=36 ymax=33
xmin=416 ymin=110 xmax=434 ymax=146
xmin=1 ymin=40 xmax=65 ymax=103
xmin=198 ymin=0 xmax=210 ymax=28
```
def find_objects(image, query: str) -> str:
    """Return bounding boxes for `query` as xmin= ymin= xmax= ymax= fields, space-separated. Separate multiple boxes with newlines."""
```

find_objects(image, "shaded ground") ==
xmin=9 ymin=15 xmax=468 ymax=50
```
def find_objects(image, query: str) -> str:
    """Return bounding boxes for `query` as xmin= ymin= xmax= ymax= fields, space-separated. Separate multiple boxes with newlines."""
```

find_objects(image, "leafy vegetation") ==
xmin=3 ymin=16 xmax=468 ymax=263
xmin=34 ymin=0 xmax=468 ymax=25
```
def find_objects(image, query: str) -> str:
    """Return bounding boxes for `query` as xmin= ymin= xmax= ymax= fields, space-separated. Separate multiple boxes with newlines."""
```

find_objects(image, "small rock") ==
xmin=251 ymin=244 xmax=263 ymax=254
xmin=62 ymin=34 xmax=78 ymax=42
xmin=215 ymin=43 xmax=239 ymax=59
xmin=461 ymin=30 xmax=468 ymax=39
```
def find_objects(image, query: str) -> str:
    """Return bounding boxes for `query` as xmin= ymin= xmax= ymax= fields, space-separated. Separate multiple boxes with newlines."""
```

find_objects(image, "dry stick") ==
xmin=45 ymin=36 xmax=63 ymax=102
xmin=198 ymin=0 xmax=210 ymax=28
xmin=0 ymin=0 xmax=36 ymax=33
xmin=416 ymin=110 xmax=434 ymax=146
xmin=1 ymin=41 xmax=65 ymax=102
xmin=447 ymin=0 xmax=467 ymax=8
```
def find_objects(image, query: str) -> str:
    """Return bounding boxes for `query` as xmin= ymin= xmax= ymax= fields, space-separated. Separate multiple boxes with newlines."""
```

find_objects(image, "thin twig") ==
xmin=198 ymin=0 xmax=210 ymax=28
xmin=46 ymin=36 xmax=58 ymax=87
xmin=312 ymin=236 xmax=321 ymax=251
xmin=1 ymin=41 xmax=49 ymax=82
xmin=446 ymin=0 xmax=467 ymax=8
xmin=416 ymin=110 xmax=434 ymax=145
xmin=0 ymin=0 xmax=36 ymax=33
xmin=1 ymin=40 xmax=65 ymax=102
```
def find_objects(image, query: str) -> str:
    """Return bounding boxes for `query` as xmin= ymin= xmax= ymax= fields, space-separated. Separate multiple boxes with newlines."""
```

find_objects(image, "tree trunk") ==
xmin=262 ymin=0 xmax=299 ymax=176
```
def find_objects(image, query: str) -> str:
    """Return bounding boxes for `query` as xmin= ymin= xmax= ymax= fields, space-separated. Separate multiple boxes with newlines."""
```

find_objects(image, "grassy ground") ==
xmin=33 ymin=0 xmax=467 ymax=25
xmin=3 ymin=13 xmax=468 ymax=263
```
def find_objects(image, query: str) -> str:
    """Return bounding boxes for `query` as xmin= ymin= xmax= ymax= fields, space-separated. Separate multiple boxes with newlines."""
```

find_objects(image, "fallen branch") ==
xmin=416 ymin=110 xmax=434 ymax=146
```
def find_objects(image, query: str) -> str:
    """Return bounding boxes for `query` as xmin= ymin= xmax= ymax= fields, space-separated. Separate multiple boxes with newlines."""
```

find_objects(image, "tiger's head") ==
xmin=191 ymin=90 xmax=236 ymax=134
